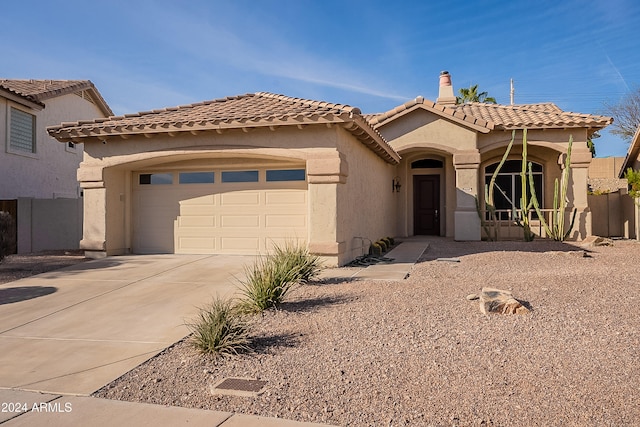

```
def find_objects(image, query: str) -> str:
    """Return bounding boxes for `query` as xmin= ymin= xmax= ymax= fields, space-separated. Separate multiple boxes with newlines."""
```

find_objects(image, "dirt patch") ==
xmin=93 ymin=238 xmax=640 ymax=426
xmin=0 ymin=250 xmax=89 ymax=284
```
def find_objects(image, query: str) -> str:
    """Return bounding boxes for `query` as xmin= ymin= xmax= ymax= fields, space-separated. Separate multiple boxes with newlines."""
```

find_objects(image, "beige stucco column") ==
xmin=306 ymin=154 xmax=348 ymax=266
xmin=453 ymin=150 xmax=481 ymax=241
xmin=568 ymin=150 xmax=592 ymax=239
xmin=79 ymin=181 xmax=107 ymax=258
xmin=76 ymin=164 xmax=107 ymax=258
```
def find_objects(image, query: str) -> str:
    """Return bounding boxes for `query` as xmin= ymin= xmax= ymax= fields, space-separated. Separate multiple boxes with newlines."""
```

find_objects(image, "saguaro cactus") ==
xmin=478 ymin=130 xmax=516 ymax=241
xmin=529 ymin=135 xmax=577 ymax=241
xmin=516 ymin=129 xmax=535 ymax=241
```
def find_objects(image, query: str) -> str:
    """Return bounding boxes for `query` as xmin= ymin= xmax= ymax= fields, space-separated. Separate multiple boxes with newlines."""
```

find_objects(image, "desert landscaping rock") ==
xmin=479 ymin=287 xmax=530 ymax=315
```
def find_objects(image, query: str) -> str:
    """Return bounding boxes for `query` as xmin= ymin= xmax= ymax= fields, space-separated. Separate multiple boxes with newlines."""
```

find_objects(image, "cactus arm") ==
xmin=528 ymin=161 xmax=553 ymax=237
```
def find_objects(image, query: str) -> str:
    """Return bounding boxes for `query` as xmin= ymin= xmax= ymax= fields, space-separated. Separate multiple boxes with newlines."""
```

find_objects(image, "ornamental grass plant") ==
xmin=188 ymin=297 xmax=251 ymax=356
xmin=238 ymin=241 xmax=321 ymax=313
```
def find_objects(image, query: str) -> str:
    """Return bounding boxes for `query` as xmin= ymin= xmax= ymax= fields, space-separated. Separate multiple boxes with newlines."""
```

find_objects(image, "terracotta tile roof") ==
xmin=452 ymin=102 xmax=612 ymax=130
xmin=0 ymin=79 xmax=113 ymax=116
xmin=367 ymin=98 xmax=612 ymax=132
xmin=47 ymin=92 xmax=400 ymax=164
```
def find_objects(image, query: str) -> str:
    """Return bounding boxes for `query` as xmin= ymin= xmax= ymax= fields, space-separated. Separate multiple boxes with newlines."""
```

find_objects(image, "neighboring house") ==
xmin=587 ymin=157 xmax=636 ymax=239
xmin=47 ymin=72 xmax=612 ymax=266
xmin=0 ymin=79 xmax=112 ymax=253
xmin=618 ymin=126 xmax=640 ymax=239
xmin=619 ymin=126 xmax=640 ymax=175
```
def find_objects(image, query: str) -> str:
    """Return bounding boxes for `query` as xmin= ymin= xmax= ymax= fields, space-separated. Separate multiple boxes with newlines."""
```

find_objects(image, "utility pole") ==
xmin=510 ymin=78 xmax=515 ymax=105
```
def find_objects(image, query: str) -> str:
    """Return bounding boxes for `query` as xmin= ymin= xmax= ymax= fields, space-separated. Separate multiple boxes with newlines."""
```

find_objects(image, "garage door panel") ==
xmin=221 ymin=237 xmax=260 ymax=251
xmin=265 ymin=214 xmax=306 ymax=228
xmin=221 ymin=192 xmax=260 ymax=205
xmin=177 ymin=216 xmax=216 ymax=227
xmin=265 ymin=190 xmax=306 ymax=205
xmin=177 ymin=237 xmax=216 ymax=252
xmin=180 ymin=194 xmax=216 ymax=205
xmin=221 ymin=215 xmax=260 ymax=227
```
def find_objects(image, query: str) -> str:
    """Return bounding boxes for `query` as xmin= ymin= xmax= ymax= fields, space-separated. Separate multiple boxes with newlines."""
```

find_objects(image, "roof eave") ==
xmin=34 ymin=81 xmax=113 ymax=117
xmin=0 ymin=87 xmax=45 ymax=110
xmin=47 ymin=114 xmax=401 ymax=165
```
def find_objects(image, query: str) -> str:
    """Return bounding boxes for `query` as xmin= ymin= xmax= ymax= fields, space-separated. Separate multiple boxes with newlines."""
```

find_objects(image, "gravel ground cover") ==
xmin=81 ymin=239 xmax=640 ymax=425
xmin=0 ymin=250 xmax=87 ymax=284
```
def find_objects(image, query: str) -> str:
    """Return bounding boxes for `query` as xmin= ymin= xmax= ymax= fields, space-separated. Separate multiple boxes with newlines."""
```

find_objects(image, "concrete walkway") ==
xmin=318 ymin=237 xmax=430 ymax=282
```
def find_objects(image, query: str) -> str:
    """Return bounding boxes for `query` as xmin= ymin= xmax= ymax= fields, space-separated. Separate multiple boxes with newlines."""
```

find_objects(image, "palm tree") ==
xmin=456 ymin=84 xmax=497 ymax=104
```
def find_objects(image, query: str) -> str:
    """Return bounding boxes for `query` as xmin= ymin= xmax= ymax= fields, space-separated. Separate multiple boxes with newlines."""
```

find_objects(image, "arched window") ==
xmin=411 ymin=159 xmax=443 ymax=168
xmin=484 ymin=160 xmax=543 ymax=215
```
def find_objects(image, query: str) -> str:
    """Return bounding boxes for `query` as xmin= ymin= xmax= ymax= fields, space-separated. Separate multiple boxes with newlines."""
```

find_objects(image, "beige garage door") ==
xmin=132 ymin=168 xmax=308 ymax=254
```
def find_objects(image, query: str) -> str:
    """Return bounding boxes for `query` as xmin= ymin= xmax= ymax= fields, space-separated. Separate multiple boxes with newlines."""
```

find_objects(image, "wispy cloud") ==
xmin=597 ymin=41 xmax=631 ymax=93
xmin=138 ymin=3 xmax=408 ymax=102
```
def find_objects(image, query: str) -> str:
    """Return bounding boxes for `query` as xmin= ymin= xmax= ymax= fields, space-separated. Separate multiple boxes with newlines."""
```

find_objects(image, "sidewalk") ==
xmin=0 ymin=389 xmax=332 ymax=426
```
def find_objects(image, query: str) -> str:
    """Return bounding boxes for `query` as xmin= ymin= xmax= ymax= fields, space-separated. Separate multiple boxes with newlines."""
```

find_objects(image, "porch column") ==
xmin=453 ymin=150 xmax=481 ymax=241
xmin=77 ymin=165 xmax=107 ymax=258
xmin=306 ymin=154 xmax=348 ymax=266
xmin=568 ymin=150 xmax=592 ymax=240
xmin=79 ymin=181 xmax=107 ymax=258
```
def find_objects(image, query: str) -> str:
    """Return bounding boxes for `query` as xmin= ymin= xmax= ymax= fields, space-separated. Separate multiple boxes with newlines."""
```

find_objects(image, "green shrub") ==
xmin=188 ymin=297 xmax=251 ymax=356
xmin=270 ymin=240 xmax=322 ymax=283
xmin=0 ymin=212 xmax=16 ymax=262
xmin=377 ymin=239 xmax=388 ymax=252
xmin=625 ymin=168 xmax=640 ymax=200
xmin=386 ymin=236 xmax=395 ymax=246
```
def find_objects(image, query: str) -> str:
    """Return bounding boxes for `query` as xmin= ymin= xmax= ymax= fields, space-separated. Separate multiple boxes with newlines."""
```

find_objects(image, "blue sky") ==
xmin=1 ymin=0 xmax=639 ymax=157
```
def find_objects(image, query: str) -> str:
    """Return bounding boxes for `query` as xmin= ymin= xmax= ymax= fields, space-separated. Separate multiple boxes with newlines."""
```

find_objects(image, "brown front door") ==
xmin=413 ymin=175 xmax=440 ymax=235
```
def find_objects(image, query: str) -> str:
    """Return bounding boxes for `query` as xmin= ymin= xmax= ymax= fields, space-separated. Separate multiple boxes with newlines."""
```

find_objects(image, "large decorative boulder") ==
xmin=479 ymin=287 xmax=529 ymax=315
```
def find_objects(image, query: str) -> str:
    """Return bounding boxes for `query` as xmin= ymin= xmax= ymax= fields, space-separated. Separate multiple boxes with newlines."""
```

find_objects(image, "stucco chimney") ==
xmin=437 ymin=71 xmax=457 ymax=105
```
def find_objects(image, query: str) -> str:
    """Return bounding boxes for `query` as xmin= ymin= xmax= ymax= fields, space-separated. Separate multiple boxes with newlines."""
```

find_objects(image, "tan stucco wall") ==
xmin=379 ymin=108 xmax=478 ymax=239
xmin=79 ymin=124 xmax=395 ymax=265
xmin=0 ymin=94 xmax=105 ymax=199
xmin=334 ymin=127 xmax=396 ymax=263
xmin=383 ymin=109 xmax=478 ymax=153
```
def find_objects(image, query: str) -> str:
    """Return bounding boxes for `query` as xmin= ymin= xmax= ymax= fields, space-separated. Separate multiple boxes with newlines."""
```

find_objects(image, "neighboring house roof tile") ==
xmin=0 ymin=79 xmax=113 ymax=116
xmin=47 ymin=92 xmax=400 ymax=164
xmin=368 ymin=98 xmax=612 ymax=132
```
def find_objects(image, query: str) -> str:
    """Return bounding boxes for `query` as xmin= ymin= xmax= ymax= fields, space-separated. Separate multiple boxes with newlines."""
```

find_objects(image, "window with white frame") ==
xmin=484 ymin=160 xmax=543 ymax=219
xmin=9 ymin=107 xmax=36 ymax=153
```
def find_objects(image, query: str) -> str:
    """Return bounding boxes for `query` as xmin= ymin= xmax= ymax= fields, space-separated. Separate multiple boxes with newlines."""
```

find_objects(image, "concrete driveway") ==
xmin=0 ymin=254 xmax=252 ymax=395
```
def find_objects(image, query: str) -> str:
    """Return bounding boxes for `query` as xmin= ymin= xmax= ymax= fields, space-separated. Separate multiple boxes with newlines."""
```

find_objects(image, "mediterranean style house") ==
xmin=1 ymin=79 xmax=112 ymax=253
xmin=47 ymin=72 xmax=612 ymax=265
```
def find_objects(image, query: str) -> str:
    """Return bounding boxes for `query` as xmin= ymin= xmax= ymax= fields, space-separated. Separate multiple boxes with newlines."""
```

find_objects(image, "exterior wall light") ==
xmin=392 ymin=177 xmax=401 ymax=192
